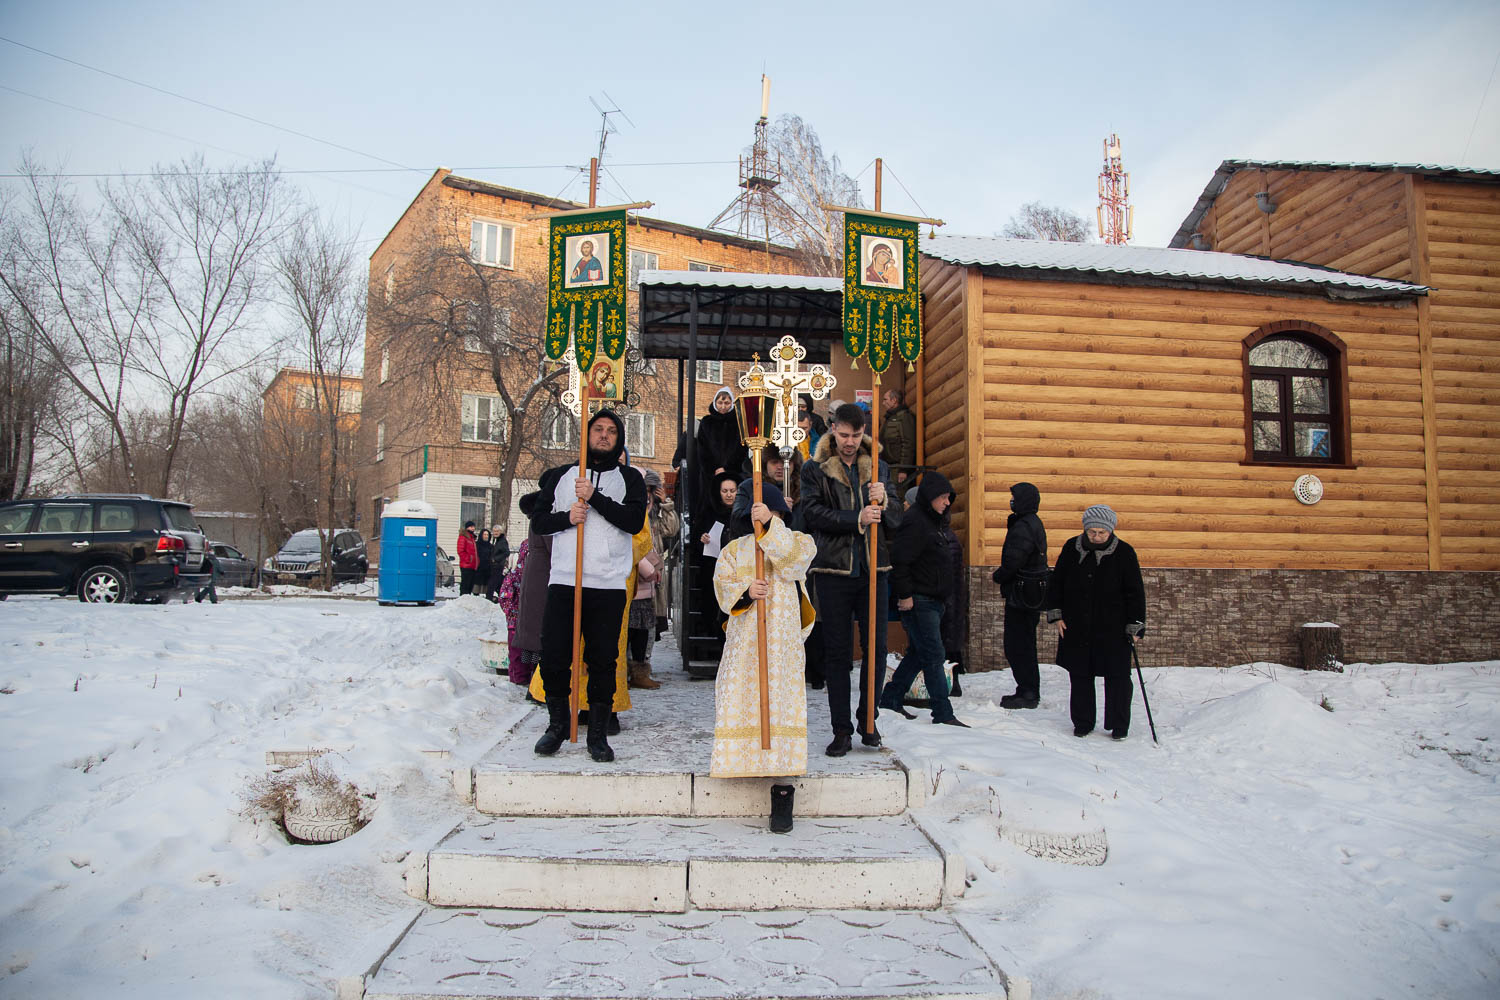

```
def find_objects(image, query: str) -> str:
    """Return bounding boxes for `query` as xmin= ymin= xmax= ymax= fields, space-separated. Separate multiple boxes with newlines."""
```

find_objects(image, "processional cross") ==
xmin=742 ymin=335 xmax=837 ymax=455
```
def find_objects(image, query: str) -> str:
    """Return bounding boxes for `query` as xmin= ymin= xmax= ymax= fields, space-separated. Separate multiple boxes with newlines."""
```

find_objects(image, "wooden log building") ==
xmin=921 ymin=161 xmax=1499 ymax=669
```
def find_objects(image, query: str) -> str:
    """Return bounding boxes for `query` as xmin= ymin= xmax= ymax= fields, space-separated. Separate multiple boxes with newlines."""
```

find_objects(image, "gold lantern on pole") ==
xmin=734 ymin=360 xmax=776 ymax=750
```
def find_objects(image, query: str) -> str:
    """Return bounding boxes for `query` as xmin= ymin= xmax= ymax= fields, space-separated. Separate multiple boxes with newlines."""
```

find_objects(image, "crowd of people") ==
xmin=489 ymin=387 xmax=1148 ymax=832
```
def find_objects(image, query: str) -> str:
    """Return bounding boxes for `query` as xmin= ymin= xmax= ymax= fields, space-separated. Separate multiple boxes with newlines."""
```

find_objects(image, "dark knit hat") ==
xmin=1081 ymin=504 xmax=1117 ymax=532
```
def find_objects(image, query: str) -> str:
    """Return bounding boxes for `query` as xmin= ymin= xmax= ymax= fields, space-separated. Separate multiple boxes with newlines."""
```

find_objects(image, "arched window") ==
xmin=1244 ymin=323 xmax=1347 ymax=465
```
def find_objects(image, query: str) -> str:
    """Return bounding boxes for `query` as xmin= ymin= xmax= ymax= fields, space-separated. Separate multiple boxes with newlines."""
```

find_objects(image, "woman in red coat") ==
xmin=456 ymin=520 xmax=478 ymax=595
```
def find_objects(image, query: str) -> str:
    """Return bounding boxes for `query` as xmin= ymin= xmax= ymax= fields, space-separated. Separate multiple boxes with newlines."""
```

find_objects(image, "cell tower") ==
xmin=1097 ymin=133 xmax=1133 ymax=245
xmin=707 ymin=75 xmax=816 ymax=244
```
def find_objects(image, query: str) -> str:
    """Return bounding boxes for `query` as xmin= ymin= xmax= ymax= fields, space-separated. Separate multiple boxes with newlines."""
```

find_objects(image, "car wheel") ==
xmin=78 ymin=566 xmax=131 ymax=604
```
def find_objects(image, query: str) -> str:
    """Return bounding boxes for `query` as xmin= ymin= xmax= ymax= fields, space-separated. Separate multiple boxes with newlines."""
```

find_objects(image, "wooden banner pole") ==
xmin=570 ymin=400 xmax=588 ymax=742
xmin=866 ymin=373 xmax=882 ymax=736
xmin=752 ymin=448 xmax=770 ymax=750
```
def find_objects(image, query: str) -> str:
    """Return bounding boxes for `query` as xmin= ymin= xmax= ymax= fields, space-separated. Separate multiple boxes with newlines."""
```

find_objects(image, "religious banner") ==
xmin=546 ymin=209 xmax=628 ymax=373
xmin=842 ymin=212 xmax=921 ymax=372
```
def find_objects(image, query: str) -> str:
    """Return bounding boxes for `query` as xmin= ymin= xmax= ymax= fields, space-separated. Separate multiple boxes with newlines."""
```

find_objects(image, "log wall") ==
xmin=963 ymin=274 xmax=1431 ymax=572
xmin=918 ymin=259 xmax=971 ymax=544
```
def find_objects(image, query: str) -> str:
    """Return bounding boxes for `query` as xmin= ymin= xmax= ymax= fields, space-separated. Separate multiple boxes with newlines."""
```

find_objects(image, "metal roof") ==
xmin=923 ymin=233 xmax=1426 ymax=301
xmin=1170 ymin=159 xmax=1500 ymax=249
xmin=636 ymin=270 xmax=845 ymax=362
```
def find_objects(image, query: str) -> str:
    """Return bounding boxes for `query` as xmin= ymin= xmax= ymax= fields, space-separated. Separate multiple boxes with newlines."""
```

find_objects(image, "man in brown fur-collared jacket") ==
xmin=799 ymin=401 xmax=904 ymax=757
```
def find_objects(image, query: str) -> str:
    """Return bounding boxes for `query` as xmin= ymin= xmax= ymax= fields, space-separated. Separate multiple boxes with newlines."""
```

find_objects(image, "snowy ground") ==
xmin=0 ymin=594 xmax=1496 ymax=999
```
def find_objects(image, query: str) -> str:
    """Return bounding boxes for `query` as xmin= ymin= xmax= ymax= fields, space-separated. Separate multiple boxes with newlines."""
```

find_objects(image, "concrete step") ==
xmin=422 ymin=815 xmax=955 ymax=912
xmin=473 ymin=700 xmax=913 ymax=819
xmin=362 ymin=908 xmax=1018 ymax=1000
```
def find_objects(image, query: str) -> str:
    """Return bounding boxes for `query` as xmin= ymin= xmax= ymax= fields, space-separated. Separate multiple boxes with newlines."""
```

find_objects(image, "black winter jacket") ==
xmin=1045 ymin=534 xmax=1146 ymax=677
xmin=890 ymin=472 xmax=956 ymax=601
xmin=800 ymin=432 xmax=903 ymax=576
xmin=992 ymin=482 xmax=1049 ymax=609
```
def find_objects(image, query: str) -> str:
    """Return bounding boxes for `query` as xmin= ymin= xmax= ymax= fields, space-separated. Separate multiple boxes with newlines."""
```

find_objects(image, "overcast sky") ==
xmin=3 ymin=0 xmax=1498 ymax=256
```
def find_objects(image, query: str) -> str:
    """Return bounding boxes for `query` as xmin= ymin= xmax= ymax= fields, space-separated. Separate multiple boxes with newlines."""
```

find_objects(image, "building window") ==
xmin=687 ymin=261 xmax=724 ymax=272
xmin=542 ymin=405 xmax=579 ymax=450
xmin=625 ymin=412 xmax=655 ymax=458
xmin=384 ymin=265 xmax=396 ymax=303
xmin=294 ymin=384 xmax=315 ymax=408
xmin=461 ymin=394 xmax=506 ymax=443
xmin=376 ymin=422 xmax=385 ymax=462
xmin=629 ymin=249 xmax=659 ymax=290
xmin=340 ymin=389 xmax=362 ymax=413
xmin=460 ymin=485 xmax=488 ymax=531
xmin=470 ymin=220 xmax=515 ymax=269
xmin=696 ymin=360 xmax=723 ymax=384
xmin=380 ymin=348 xmax=390 ymax=384
xmin=372 ymin=497 xmax=385 ymax=538
xmin=464 ymin=305 xmax=510 ymax=354
xmin=1244 ymin=324 xmax=1347 ymax=465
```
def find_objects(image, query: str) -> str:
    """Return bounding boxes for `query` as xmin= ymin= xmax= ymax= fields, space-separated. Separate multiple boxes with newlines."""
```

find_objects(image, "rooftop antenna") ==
xmin=708 ymin=74 xmax=819 ymax=253
xmin=1098 ymin=132 xmax=1133 ymax=245
xmin=590 ymin=93 xmax=634 ymax=170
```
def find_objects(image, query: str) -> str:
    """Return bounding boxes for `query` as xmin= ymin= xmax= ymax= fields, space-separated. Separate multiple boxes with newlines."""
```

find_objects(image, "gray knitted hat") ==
xmin=1081 ymin=504 xmax=1118 ymax=532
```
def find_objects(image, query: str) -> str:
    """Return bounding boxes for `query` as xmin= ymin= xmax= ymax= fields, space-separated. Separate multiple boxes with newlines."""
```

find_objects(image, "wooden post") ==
xmin=1299 ymin=623 xmax=1344 ymax=672
xmin=752 ymin=448 xmax=770 ymax=750
xmin=865 ymin=164 xmax=884 ymax=736
xmin=866 ymin=372 xmax=881 ymax=735
xmin=570 ymin=401 xmax=588 ymax=741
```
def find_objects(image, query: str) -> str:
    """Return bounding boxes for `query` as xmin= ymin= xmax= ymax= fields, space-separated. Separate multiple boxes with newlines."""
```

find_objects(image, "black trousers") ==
xmin=1068 ymin=663 xmax=1133 ymax=734
xmin=1004 ymin=604 xmax=1041 ymax=696
xmin=459 ymin=567 xmax=476 ymax=594
xmin=816 ymin=572 xmax=888 ymax=737
xmin=539 ymin=584 xmax=627 ymax=704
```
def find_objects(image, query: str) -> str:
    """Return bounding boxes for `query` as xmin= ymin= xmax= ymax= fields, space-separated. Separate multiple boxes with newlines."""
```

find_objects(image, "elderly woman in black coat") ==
xmin=1045 ymin=504 xmax=1146 ymax=740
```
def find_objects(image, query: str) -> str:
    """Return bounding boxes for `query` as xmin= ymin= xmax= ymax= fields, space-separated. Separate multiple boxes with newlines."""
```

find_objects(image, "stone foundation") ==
xmin=965 ymin=567 xmax=1500 ymax=670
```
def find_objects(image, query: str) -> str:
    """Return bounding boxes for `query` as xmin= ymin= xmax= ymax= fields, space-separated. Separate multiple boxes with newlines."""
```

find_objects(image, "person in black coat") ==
xmin=487 ymin=528 xmax=509 ymax=601
xmin=475 ymin=529 xmax=494 ymax=597
xmin=694 ymin=387 xmax=748 ymax=527
xmin=880 ymin=471 xmax=966 ymax=726
xmin=992 ymin=482 xmax=1049 ymax=709
xmin=1045 ymin=504 xmax=1146 ymax=740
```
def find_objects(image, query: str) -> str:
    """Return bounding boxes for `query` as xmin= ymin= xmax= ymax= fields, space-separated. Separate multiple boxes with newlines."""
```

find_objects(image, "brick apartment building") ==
xmin=359 ymin=169 xmax=813 ymax=563
xmin=261 ymin=366 xmax=363 ymax=532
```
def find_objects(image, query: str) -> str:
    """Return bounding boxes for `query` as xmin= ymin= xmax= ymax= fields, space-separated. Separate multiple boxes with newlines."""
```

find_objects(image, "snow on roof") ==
xmin=635 ymin=270 xmax=843 ymax=293
xmin=921 ymin=233 xmax=1426 ymax=300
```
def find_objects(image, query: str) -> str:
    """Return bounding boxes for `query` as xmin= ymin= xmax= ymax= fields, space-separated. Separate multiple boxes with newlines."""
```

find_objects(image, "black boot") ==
xmin=769 ymin=784 xmax=794 ymax=833
xmin=586 ymin=701 xmax=615 ymax=762
xmin=534 ymin=697 xmax=570 ymax=756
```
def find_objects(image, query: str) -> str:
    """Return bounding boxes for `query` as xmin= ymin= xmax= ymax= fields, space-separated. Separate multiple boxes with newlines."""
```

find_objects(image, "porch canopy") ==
xmin=635 ymin=270 xmax=845 ymax=363
xmin=635 ymin=267 xmax=845 ymax=502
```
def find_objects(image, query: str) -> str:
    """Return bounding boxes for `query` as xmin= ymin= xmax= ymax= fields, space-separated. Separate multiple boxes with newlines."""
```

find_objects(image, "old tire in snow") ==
xmin=283 ymin=800 xmax=361 ymax=843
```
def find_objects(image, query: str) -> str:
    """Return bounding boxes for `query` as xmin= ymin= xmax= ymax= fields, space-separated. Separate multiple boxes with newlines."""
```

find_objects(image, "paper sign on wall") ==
xmin=404 ymin=525 xmax=427 ymax=537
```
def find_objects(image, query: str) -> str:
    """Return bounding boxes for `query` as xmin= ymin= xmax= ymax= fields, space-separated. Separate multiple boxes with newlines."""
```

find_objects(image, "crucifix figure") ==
xmin=757 ymin=335 xmax=837 ymax=454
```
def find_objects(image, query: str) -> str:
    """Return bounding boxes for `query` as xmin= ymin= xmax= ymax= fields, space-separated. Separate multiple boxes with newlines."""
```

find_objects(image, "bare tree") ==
xmin=758 ymin=115 xmax=864 ymax=275
xmin=1001 ymin=202 xmax=1092 ymax=242
xmin=380 ymin=215 xmax=567 ymax=529
xmin=0 ymin=212 xmax=67 ymax=498
xmin=275 ymin=212 xmax=365 ymax=588
xmin=1 ymin=154 xmax=289 ymax=497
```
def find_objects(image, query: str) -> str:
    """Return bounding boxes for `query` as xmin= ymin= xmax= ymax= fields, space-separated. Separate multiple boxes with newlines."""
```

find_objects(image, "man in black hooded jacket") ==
xmin=992 ymin=482 xmax=1048 ymax=709
xmin=529 ymin=409 xmax=646 ymax=762
xmin=880 ymin=471 xmax=966 ymax=727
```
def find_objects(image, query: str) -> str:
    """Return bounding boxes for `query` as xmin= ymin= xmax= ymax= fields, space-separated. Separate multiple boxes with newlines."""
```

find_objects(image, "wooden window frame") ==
xmin=1241 ymin=320 xmax=1354 ymax=469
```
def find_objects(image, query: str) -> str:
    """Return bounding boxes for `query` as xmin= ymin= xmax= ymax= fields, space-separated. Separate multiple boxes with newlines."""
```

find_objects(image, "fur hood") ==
xmin=811 ymin=431 xmax=876 ymax=488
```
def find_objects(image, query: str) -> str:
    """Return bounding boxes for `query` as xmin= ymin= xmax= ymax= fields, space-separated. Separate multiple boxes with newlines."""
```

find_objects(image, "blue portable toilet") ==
xmin=378 ymin=500 xmax=439 ymax=605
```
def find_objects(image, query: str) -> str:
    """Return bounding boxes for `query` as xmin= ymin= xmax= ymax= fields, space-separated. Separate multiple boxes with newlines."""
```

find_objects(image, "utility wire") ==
xmin=1460 ymin=44 xmax=1500 ymax=166
xmin=0 ymin=83 xmax=254 ymax=160
xmin=0 ymin=33 xmax=411 ymax=169
xmin=0 ymin=160 xmax=738 ymax=180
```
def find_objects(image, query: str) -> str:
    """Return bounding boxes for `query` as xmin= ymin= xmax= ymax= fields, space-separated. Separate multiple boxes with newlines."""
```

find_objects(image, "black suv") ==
xmin=0 ymin=494 xmax=212 ymax=603
xmin=263 ymin=528 xmax=367 ymax=584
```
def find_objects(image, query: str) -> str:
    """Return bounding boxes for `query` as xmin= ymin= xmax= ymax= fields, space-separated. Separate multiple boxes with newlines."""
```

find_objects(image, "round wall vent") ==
xmin=1293 ymin=474 xmax=1324 ymax=505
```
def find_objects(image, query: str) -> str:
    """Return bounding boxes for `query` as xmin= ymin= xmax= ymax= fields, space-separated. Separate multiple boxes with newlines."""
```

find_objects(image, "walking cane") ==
xmin=1130 ymin=643 xmax=1159 ymax=745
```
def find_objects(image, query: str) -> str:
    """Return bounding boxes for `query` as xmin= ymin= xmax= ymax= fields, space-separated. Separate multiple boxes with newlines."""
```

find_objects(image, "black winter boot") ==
xmin=769 ymin=784 xmax=795 ymax=833
xmin=586 ymin=701 xmax=615 ymax=762
xmin=534 ymin=697 xmax=571 ymax=756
